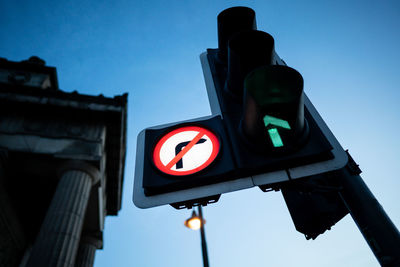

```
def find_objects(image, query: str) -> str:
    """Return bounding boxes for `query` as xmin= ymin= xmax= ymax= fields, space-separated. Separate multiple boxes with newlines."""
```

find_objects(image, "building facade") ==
xmin=0 ymin=57 xmax=127 ymax=266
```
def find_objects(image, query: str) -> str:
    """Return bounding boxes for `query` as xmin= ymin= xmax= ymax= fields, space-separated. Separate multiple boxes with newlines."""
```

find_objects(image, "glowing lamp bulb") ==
xmin=184 ymin=210 xmax=205 ymax=230
xmin=187 ymin=217 xmax=202 ymax=230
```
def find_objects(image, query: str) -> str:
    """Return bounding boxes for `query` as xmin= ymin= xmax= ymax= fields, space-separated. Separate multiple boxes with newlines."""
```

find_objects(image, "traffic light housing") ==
xmin=202 ymin=7 xmax=343 ymax=179
xmin=281 ymin=175 xmax=349 ymax=240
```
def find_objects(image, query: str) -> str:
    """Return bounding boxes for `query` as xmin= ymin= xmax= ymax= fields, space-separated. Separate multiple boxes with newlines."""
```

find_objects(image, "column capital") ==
xmin=58 ymin=160 xmax=100 ymax=185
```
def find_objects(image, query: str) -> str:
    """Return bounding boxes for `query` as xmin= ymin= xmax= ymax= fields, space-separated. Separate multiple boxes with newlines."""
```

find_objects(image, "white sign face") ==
xmin=152 ymin=126 xmax=220 ymax=176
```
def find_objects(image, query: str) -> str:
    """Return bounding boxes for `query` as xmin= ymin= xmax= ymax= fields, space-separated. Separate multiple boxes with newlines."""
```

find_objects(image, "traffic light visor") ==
xmin=242 ymin=65 xmax=306 ymax=150
xmin=244 ymin=65 xmax=303 ymax=107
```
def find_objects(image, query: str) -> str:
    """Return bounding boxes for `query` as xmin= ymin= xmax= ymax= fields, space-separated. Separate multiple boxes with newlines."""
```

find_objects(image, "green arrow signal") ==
xmin=263 ymin=115 xmax=291 ymax=147
xmin=263 ymin=115 xmax=291 ymax=130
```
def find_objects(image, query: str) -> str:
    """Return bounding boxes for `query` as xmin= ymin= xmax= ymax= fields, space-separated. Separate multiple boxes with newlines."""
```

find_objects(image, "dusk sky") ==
xmin=2 ymin=1 xmax=400 ymax=266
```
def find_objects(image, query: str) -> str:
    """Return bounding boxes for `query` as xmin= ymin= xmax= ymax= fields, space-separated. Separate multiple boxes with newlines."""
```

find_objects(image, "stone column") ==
xmin=75 ymin=235 xmax=102 ymax=267
xmin=26 ymin=161 xmax=99 ymax=267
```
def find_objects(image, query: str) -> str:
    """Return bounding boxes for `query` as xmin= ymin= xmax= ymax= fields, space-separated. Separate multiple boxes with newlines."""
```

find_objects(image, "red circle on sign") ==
xmin=153 ymin=126 xmax=220 ymax=176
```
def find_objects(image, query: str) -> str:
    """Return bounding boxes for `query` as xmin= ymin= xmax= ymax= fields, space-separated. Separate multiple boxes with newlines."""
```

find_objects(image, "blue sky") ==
xmin=1 ymin=1 xmax=400 ymax=266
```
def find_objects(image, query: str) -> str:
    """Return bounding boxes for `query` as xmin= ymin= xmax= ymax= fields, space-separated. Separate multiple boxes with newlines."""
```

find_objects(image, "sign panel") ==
xmin=153 ymin=126 xmax=220 ymax=176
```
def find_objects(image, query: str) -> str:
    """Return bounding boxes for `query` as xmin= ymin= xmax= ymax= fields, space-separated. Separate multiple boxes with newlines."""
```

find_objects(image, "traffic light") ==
xmin=201 ymin=6 xmax=345 ymax=179
xmin=134 ymin=6 xmax=348 ymax=210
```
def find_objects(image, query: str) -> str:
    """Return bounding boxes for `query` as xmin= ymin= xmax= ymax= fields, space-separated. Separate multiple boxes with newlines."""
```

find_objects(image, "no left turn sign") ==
xmin=153 ymin=126 xmax=220 ymax=176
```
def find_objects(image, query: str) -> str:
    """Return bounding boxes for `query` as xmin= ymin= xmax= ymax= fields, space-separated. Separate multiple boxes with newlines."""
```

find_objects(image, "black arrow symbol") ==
xmin=174 ymin=138 xmax=207 ymax=169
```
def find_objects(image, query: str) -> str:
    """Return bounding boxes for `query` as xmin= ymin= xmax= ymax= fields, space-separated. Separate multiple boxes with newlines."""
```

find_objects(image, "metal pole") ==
xmin=337 ymin=167 xmax=400 ymax=266
xmin=198 ymin=206 xmax=210 ymax=267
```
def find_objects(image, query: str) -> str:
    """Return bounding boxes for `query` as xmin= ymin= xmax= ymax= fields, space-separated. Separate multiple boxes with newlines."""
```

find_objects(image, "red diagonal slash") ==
xmin=165 ymin=130 xmax=206 ymax=170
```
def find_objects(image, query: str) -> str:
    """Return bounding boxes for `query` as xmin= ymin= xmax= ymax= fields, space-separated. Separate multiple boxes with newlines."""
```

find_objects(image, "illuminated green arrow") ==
xmin=263 ymin=115 xmax=291 ymax=147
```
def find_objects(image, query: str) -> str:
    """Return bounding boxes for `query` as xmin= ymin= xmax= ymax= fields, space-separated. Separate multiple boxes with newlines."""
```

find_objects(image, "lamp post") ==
xmin=184 ymin=206 xmax=210 ymax=267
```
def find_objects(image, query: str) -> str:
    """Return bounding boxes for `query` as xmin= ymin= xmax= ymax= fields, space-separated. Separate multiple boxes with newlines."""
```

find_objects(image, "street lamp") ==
xmin=184 ymin=206 xmax=209 ymax=267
